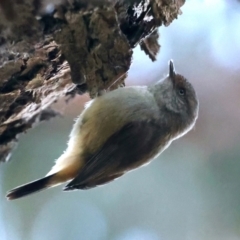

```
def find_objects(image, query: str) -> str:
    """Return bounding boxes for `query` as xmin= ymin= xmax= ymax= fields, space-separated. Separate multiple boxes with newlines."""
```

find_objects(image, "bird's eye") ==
xmin=178 ymin=88 xmax=185 ymax=96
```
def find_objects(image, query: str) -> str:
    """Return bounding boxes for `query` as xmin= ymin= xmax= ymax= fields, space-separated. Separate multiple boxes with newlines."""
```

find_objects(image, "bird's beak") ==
xmin=169 ymin=60 xmax=176 ymax=79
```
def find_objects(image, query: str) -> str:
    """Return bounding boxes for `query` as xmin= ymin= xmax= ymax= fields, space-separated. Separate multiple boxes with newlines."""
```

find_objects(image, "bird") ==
xmin=6 ymin=60 xmax=199 ymax=200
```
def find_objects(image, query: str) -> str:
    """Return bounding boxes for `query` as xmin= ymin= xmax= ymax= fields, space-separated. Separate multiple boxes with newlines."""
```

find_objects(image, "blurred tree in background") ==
xmin=1 ymin=0 xmax=240 ymax=240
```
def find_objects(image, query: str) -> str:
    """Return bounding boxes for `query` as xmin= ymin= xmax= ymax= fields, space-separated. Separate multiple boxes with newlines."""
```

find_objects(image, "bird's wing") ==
xmin=64 ymin=120 xmax=167 ymax=190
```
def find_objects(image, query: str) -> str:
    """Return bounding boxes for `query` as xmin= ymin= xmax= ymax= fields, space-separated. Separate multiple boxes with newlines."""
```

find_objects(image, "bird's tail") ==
xmin=6 ymin=174 xmax=58 ymax=200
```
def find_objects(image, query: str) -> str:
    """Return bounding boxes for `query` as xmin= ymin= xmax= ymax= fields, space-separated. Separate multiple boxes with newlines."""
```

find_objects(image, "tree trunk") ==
xmin=0 ymin=0 xmax=185 ymax=162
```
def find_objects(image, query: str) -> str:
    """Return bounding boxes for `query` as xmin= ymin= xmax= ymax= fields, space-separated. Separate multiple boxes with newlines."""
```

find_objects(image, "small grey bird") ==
xmin=6 ymin=60 xmax=199 ymax=200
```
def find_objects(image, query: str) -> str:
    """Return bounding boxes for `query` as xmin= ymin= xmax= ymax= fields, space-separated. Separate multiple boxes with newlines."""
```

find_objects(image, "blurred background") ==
xmin=1 ymin=0 xmax=240 ymax=239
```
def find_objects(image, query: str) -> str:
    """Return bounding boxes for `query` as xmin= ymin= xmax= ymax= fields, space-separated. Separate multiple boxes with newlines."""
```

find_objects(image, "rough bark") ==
xmin=0 ymin=0 xmax=185 ymax=162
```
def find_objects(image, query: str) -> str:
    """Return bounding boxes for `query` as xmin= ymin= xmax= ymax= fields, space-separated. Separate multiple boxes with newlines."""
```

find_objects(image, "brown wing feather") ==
xmin=64 ymin=121 xmax=168 ymax=191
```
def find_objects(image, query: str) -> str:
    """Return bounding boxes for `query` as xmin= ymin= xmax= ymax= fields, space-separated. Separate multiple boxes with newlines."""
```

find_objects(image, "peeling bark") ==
xmin=0 ymin=0 xmax=185 ymax=162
